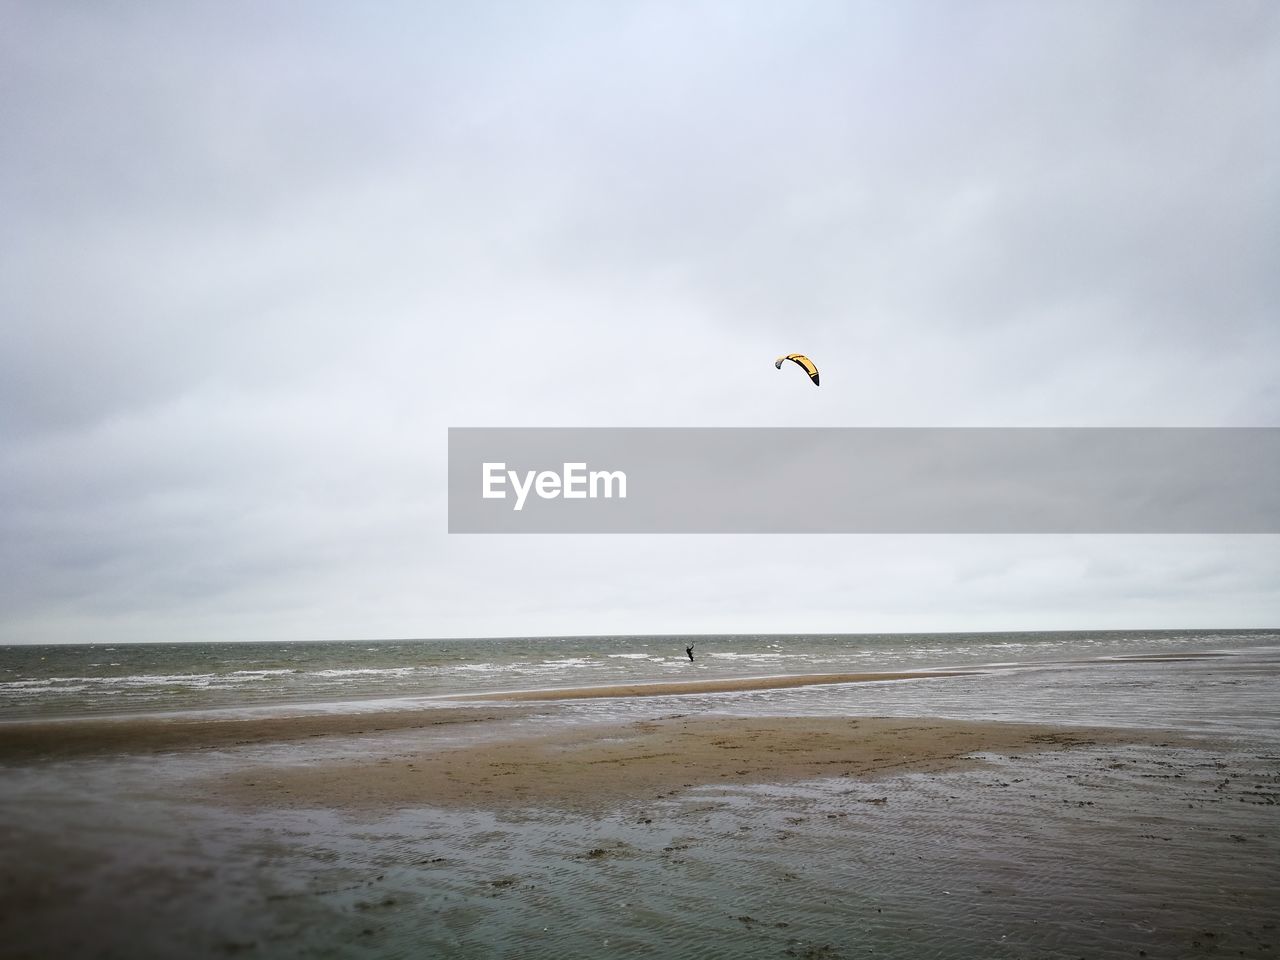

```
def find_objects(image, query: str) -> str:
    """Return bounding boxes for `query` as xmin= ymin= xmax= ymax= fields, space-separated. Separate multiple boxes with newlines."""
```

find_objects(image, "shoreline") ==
xmin=0 ymin=669 xmax=977 ymax=760
xmin=452 ymin=668 xmax=978 ymax=702
xmin=0 ymin=705 xmax=518 ymax=762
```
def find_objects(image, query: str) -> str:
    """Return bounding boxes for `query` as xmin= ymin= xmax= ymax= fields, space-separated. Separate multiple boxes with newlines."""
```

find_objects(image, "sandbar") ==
xmin=207 ymin=714 xmax=1183 ymax=813
xmin=0 ymin=706 xmax=516 ymax=762
xmin=455 ymin=669 xmax=977 ymax=702
xmin=0 ymin=671 xmax=975 ymax=761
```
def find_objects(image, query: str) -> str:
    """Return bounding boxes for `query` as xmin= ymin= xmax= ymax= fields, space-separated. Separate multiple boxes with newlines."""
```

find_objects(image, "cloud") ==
xmin=1 ymin=1 xmax=1277 ymax=641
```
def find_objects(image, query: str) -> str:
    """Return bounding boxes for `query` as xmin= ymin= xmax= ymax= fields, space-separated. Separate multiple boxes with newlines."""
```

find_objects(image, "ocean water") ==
xmin=2 ymin=628 xmax=1276 ymax=721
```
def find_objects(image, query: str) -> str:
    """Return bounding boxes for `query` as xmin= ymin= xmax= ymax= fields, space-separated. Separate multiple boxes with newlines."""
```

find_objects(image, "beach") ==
xmin=2 ymin=633 xmax=1278 ymax=959
xmin=209 ymin=714 xmax=1182 ymax=813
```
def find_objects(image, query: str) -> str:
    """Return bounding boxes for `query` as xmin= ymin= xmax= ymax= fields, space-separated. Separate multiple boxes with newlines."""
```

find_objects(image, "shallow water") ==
xmin=528 ymin=648 xmax=1280 ymax=746
xmin=3 ymin=629 xmax=1275 ymax=720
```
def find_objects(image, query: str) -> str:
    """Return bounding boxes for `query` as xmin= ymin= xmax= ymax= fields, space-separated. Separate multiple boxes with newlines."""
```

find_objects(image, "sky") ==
xmin=2 ymin=1 xmax=1278 ymax=643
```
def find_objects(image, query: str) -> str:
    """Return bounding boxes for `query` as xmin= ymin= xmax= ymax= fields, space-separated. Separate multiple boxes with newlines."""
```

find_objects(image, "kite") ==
xmin=775 ymin=353 xmax=820 ymax=386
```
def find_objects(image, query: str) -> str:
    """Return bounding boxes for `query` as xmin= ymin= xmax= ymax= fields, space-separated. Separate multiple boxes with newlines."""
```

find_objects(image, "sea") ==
xmin=3 ymin=628 xmax=1278 ymax=722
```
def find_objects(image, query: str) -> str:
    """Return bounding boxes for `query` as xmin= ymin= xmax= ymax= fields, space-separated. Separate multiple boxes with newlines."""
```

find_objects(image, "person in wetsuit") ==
xmin=686 ymin=643 xmax=695 ymax=661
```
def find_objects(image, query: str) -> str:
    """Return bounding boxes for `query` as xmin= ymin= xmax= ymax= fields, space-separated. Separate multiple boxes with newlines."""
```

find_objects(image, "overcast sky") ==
xmin=2 ymin=1 xmax=1277 ymax=643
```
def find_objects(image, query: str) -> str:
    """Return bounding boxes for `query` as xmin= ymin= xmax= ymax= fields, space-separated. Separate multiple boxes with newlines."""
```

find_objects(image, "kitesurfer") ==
xmin=686 ymin=643 xmax=695 ymax=662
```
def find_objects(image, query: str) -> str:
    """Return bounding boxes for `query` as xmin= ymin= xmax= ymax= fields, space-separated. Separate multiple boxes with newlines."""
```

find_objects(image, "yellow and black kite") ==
xmin=775 ymin=353 xmax=820 ymax=386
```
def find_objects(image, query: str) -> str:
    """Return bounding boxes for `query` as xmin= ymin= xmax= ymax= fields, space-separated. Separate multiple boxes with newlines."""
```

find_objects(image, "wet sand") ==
xmin=207 ymin=714 xmax=1185 ymax=812
xmin=0 ymin=670 xmax=974 ymax=762
xmin=0 ymin=705 xmax=515 ymax=762
xmin=456 ymin=669 xmax=978 ymax=702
